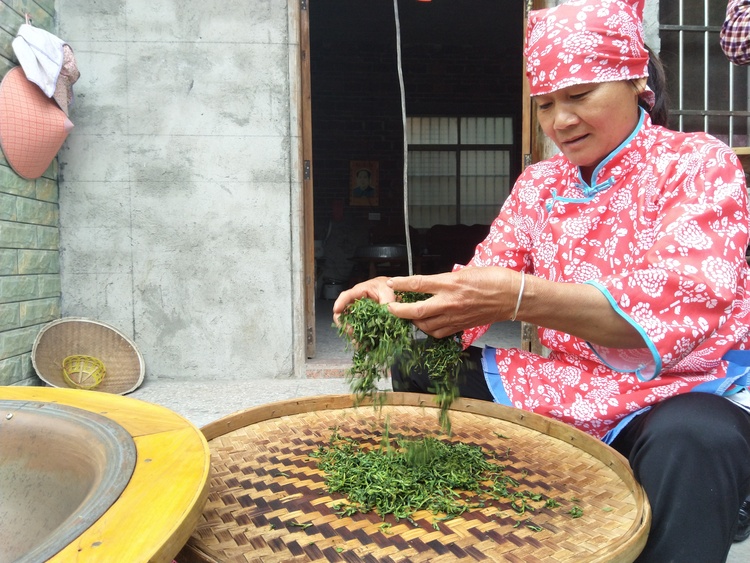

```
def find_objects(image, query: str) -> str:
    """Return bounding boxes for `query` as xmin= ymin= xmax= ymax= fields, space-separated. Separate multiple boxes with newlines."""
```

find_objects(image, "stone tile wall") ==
xmin=0 ymin=1 xmax=60 ymax=386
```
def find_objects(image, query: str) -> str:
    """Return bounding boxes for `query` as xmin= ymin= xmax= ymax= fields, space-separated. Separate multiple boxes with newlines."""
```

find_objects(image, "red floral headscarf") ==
xmin=524 ymin=0 xmax=654 ymax=108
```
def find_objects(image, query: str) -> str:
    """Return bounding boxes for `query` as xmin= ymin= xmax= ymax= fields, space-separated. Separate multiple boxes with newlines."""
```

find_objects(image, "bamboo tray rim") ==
xmin=187 ymin=392 xmax=651 ymax=563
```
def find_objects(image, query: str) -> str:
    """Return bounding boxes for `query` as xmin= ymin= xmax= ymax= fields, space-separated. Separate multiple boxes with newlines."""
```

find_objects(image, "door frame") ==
xmin=520 ymin=0 xmax=551 ymax=355
xmin=300 ymin=0 xmax=316 ymax=359
xmin=299 ymin=0 xmax=546 ymax=361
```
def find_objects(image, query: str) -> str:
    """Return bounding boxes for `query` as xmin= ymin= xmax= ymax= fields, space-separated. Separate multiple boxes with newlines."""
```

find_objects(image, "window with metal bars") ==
xmin=659 ymin=0 xmax=750 ymax=148
xmin=406 ymin=116 xmax=514 ymax=229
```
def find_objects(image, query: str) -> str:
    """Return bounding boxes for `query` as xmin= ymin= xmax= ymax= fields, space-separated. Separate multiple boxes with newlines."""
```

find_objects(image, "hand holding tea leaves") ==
xmin=328 ymin=292 xmax=587 ymax=534
xmin=336 ymin=291 xmax=465 ymax=432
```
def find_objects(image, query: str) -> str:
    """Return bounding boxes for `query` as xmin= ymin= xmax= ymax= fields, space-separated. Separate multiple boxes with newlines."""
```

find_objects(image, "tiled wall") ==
xmin=0 ymin=1 xmax=60 ymax=386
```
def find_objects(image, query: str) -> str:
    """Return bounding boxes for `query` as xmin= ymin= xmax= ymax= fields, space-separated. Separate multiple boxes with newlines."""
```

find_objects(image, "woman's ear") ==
xmin=632 ymin=77 xmax=648 ymax=95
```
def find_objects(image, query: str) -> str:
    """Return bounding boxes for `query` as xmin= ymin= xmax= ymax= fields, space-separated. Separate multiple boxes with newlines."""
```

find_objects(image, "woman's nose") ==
xmin=553 ymin=107 xmax=579 ymax=129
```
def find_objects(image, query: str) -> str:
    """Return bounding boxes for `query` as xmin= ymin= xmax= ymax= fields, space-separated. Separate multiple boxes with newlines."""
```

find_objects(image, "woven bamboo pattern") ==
xmin=32 ymin=318 xmax=144 ymax=395
xmin=180 ymin=394 xmax=649 ymax=563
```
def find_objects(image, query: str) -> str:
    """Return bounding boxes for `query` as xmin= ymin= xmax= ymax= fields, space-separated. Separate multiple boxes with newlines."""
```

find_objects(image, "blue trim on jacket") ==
xmin=603 ymin=349 xmax=750 ymax=444
xmin=545 ymin=109 xmax=646 ymax=212
xmin=481 ymin=346 xmax=512 ymax=406
xmin=584 ymin=280 xmax=662 ymax=381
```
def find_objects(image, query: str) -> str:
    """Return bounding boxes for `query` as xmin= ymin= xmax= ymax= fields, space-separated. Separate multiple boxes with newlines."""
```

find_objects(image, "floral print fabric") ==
xmin=525 ymin=0 xmax=654 ymax=108
xmin=461 ymin=112 xmax=750 ymax=439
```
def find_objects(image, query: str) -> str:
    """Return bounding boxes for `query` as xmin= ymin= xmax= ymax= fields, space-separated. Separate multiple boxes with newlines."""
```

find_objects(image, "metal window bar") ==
xmin=660 ymin=0 xmax=750 ymax=147
xmin=407 ymin=117 xmax=513 ymax=228
xmin=703 ymin=1 xmax=709 ymax=133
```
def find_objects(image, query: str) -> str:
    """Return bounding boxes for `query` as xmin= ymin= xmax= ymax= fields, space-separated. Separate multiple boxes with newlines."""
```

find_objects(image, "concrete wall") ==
xmin=56 ymin=0 xmax=306 ymax=380
xmin=0 ymin=1 xmax=60 ymax=387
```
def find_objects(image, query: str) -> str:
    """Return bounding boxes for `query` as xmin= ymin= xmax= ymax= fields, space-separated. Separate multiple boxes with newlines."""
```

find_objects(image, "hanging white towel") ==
xmin=12 ymin=23 xmax=65 ymax=98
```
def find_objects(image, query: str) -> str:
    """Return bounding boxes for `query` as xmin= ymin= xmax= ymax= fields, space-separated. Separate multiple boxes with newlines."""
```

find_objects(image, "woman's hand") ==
xmin=386 ymin=267 xmax=521 ymax=338
xmin=332 ymin=276 xmax=397 ymax=327
xmin=334 ymin=266 xmax=645 ymax=348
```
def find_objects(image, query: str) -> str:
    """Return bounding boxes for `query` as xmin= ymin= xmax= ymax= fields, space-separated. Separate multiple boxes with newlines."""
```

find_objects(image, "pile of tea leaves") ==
xmin=311 ymin=429 xmax=575 ymax=530
xmin=329 ymin=294 xmax=585 ymax=532
xmin=336 ymin=292 xmax=465 ymax=432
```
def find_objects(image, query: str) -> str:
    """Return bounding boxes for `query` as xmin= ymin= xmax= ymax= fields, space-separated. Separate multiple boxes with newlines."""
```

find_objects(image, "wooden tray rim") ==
xmin=186 ymin=392 xmax=651 ymax=563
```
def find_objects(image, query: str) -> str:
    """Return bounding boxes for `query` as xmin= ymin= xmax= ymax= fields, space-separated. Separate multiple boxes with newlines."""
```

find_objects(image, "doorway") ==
xmin=304 ymin=0 xmax=526 ymax=366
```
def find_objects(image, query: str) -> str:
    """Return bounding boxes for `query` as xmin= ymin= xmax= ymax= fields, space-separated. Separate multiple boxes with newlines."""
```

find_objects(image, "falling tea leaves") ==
xmin=336 ymin=291 xmax=466 ymax=432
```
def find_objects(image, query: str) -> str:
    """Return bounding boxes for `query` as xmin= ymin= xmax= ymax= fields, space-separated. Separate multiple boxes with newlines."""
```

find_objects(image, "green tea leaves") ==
xmin=337 ymin=292 xmax=465 ymax=432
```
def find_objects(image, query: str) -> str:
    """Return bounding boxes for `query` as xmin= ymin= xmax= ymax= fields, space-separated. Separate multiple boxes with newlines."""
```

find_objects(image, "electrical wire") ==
xmin=393 ymin=0 xmax=413 ymax=275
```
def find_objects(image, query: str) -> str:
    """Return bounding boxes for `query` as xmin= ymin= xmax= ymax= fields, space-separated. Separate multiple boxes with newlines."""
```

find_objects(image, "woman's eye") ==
xmin=537 ymin=101 xmax=552 ymax=110
xmin=570 ymin=91 xmax=590 ymax=100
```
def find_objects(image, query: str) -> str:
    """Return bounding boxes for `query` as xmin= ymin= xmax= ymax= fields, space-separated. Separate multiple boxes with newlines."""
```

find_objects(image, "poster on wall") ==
xmin=349 ymin=160 xmax=379 ymax=206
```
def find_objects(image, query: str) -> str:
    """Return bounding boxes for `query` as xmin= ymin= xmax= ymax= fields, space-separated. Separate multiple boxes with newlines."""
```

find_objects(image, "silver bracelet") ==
xmin=511 ymin=271 xmax=525 ymax=322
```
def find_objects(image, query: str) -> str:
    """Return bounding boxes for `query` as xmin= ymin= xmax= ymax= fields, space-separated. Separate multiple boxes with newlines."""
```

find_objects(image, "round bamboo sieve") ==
xmin=32 ymin=318 xmax=144 ymax=395
xmin=177 ymin=393 xmax=650 ymax=563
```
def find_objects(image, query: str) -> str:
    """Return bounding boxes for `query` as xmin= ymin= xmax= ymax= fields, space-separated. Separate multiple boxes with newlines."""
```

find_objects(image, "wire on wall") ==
xmin=393 ymin=0 xmax=413 ymax=275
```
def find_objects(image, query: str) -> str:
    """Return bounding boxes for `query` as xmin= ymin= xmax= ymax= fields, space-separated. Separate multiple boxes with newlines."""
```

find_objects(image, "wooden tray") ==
xmin=177 ymin=393 xmax=650 ymax=563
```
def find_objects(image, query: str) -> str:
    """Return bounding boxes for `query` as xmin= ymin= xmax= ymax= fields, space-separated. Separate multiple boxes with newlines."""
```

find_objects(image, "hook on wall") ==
xmin=24 ymin=13 xmax=32 ymax=25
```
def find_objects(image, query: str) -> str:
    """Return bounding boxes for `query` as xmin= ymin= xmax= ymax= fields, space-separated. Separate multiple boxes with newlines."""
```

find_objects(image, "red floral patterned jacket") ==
xmin=461 ymin=110 xmax=750 ymax=440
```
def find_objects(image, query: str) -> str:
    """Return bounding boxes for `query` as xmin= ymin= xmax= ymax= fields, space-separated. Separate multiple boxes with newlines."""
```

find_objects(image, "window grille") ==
xmin=406 ymin=117 xmax=513 ymax=228
xmin=659 ymin=0 xmax=750 ymax=147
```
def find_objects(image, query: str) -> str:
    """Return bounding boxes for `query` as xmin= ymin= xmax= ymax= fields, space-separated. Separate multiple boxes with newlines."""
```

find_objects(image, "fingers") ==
xmin=386 ymin=273 xmax=455 ymax=331
xmin=387 ymin=299 xmax=427 ymax=321
xmin=387 ymin=272 xmax=453 ymax=294
xmin=412 ymin=318 xmax=461 ymax=339
xmin=333 ymin=287 xmax=363 ymax=326
xmin=389 ymin=300 xmax=461 ymax=338
xmin=333 ymin=272 xmax=464 ymax=335
xmin=387 ymin=274 xmax=426 ymax=293
xmin=332 ymin=277 xmax=396 ymax=325
xmin=388 ymin=268 xmax=509 ymax=336
xmin=388 ymin=295 xmax=459 ymax=338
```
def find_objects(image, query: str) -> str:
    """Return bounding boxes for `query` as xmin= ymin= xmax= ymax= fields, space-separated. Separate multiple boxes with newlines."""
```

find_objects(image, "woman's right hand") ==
xmin=332 ymin=276 xmax=396 ymax=327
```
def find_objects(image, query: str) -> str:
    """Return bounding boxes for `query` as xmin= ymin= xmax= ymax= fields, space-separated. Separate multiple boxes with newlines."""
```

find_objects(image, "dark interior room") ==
xmin=309 ymin=0 xmax=525 ymax=294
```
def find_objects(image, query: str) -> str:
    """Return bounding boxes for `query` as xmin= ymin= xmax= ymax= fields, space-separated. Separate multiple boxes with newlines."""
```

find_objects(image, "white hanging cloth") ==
xmin=11 ymin=18 xmax=80 ymax=115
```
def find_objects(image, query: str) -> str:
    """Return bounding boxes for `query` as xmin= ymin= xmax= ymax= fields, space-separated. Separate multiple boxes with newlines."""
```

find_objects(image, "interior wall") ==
xmin=56 ymin=0 xmax=305 ymax=380
xmin=309 ymin=0 xmax=523 ymax=287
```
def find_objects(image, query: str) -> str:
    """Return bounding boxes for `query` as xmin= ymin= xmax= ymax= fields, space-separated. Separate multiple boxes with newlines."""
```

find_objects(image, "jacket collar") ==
xmin=574 ymin=107 xmax=648 ymax=198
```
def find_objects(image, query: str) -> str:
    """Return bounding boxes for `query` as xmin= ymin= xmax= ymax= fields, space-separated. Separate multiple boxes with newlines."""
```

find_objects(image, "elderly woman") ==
xmin=334 ymin=0 xmax=750 ymax=561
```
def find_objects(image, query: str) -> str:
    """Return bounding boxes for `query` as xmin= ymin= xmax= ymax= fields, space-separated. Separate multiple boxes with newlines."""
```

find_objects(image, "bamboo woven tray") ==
xmin=32 ymin=317 xmax=144 ymax=394
xmin=177 ymin=393 xmax=650 ymax=563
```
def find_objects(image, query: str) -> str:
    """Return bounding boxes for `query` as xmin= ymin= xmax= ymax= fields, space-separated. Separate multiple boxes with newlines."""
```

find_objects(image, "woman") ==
xmin=334 ymin=1 xmax=750 ymax=561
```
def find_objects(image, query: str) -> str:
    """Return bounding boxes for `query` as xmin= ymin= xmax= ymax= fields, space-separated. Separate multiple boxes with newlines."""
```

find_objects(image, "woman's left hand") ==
xmin=386 ymin=267 xmax=521 ymax=338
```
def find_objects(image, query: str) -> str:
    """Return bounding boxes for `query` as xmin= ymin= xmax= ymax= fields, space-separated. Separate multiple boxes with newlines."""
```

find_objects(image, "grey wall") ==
xmin=56 ymin=0 xmax=306 ymax=380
